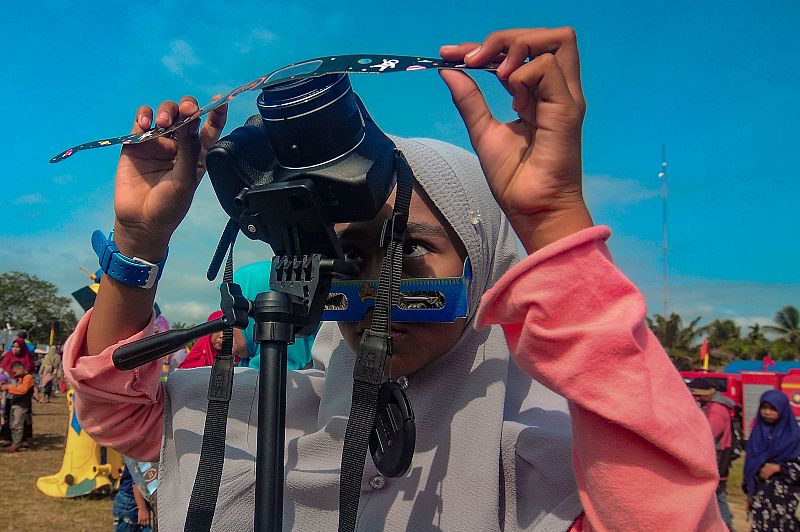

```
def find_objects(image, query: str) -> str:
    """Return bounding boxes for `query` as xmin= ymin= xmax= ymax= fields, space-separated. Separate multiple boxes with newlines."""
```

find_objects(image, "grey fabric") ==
xmin=158 ymin=137 xmax=581 ymax=531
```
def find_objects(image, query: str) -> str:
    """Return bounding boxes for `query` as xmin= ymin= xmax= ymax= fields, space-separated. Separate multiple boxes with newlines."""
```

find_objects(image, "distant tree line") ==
xmin=647 ymin=306 xmax=800 ymax=370
xmin=0 ymin=271 xmax=78 ymax=345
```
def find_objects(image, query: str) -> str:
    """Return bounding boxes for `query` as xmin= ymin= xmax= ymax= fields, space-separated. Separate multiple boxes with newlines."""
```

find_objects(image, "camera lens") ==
xmin=257 ymin=73 xmax=365 ymax=169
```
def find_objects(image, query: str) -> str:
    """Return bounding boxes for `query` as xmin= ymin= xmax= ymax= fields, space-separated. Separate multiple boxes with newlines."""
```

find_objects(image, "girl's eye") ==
xmin=343 ymin=248 xmax=362 ymax=263
xmin=403 ymin=241 xmax=431 ymax=258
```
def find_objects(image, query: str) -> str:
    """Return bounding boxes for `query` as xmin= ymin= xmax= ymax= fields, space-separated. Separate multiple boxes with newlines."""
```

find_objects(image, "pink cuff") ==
xmin=477 ymin=225 xmax=611 ymax=328
xmin=64 ymin=309 xmax=162 ymax=405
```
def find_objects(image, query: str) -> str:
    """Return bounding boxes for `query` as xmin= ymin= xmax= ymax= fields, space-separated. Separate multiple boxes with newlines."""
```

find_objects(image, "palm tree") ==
xmin=748 ymin=324 xmax=766 ymax=343
xmin=700 ymin=319 xmax=741 ymax=348
xmin=647 ymin=313 xmax=704 ymax=369
xmin=764 ymin=306 xmax=800 ymax=345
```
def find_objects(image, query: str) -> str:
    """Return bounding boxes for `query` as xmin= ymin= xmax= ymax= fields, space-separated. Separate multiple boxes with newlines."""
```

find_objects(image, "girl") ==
xmin=65 ymin=28 xmax=725 ymax=530
xmin=745 ymin=390 xmax=800 ymax=530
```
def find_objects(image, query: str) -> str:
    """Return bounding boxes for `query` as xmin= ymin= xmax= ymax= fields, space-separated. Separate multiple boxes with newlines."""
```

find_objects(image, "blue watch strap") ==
xmin=91 ymin=230 xmax=168 ymax=289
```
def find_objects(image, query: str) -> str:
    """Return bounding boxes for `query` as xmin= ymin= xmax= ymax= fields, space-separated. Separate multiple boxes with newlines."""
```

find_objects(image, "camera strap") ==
xmin=184 ymin=240 xmax=238 ymax=532
xmin=338 ymin=150 xmax=414 ymax=532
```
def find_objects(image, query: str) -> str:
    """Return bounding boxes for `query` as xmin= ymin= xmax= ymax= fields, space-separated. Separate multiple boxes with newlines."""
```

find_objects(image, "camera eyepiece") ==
xmin=257 ymin=74 xmax=365 ymax=169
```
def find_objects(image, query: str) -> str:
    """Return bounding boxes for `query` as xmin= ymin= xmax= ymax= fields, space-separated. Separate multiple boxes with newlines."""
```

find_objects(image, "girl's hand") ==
xmin=137 ymin=507 xmax=151 ymax=526
xmin=440 ymin=28 xmax=593 ymax=253
xmin=758 ymin=462 xmax=781 ymax=480
xmin=112 ymin=96 xmax=228 ymax=260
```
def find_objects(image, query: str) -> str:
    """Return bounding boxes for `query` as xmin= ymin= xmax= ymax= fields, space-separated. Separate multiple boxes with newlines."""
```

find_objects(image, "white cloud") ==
xmin=52 ymin=174 xmax=75 ymax=185
xmin=237 ymin=27 xmax=278 ymax=54
xmin=583 ymin=174 xmax=660 ymax=208
xmin=13 ymin=193 xmax=46 ymax=205
xmin=732 ymin=316 xmax=774 ymax=329
xmin=162 ymin=40 xmax=200 ymax=76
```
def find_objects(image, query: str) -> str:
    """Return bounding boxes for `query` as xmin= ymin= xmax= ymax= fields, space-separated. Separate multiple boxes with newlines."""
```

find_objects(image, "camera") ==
xmin=207 ymin=73 xmax=398 ymax=258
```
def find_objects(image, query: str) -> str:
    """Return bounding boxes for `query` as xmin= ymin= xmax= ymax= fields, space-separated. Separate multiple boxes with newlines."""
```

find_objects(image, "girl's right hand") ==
xmin=112 ymin=96 xmax=228 ymax=260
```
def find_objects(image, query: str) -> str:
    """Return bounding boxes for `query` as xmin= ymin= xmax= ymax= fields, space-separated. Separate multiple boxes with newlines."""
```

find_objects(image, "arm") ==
xmin=477 ymin=227 xmax=722 ymax=531
xmin=6 ymin=374 xmax=34 ymax=395
xmin=64 ymin=310 xmax=164 ymax=461
xmin=64 ymin=95 xmax=227 ymax=458
xmin=706 ymin=404 xmax=729 ymax=442
xmin=133 ymin=483 xmax=151 ymax=527
xmin=441 ymin=28 xmax=722 ymax=531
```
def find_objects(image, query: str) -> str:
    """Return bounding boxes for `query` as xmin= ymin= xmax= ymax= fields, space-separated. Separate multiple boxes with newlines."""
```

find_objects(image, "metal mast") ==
xmin=658 ymin=144 xmax=669 ymax=316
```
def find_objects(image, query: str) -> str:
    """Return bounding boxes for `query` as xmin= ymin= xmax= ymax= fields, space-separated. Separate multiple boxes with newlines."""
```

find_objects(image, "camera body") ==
xmin=207 ymin=73 xmax=398 ymax=258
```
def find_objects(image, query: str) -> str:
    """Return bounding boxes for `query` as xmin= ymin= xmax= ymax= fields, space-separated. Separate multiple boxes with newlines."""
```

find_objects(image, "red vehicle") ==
xmin=681 ymin=369 xmax=800 ymax=438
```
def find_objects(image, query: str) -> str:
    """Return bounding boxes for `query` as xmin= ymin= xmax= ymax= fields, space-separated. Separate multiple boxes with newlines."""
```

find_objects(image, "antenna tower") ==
xmin=658 ymin=144 xmax=669 ymax=316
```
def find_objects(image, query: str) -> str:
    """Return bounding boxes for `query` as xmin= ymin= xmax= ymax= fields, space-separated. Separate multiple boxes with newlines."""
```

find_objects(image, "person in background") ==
xmin=38 ymin=346 xmax=61 ymax=403
xmin=233 ymin=260 xmax=315 ymax=371
xmin=178 ymin=311 xmax=248 ymax=369
xmin=1 ymin=338 xmax=34 ymax=375
xmin=744 ymin=390 xmax=800 ymax=530
xmin=113 ymin=464 xmax=153 ymax=532
xmin=690 ymin=378 xmax=736 ymax=530
xmin=16 ymin=331 xmax=37 ymax=358
xmin=1 ymin=361 xmax=34 ymax=452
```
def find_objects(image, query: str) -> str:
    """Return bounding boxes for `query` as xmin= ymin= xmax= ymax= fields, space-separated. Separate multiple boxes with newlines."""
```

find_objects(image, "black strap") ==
xmin=338 ymin=151 xmax=414 ymax=532
xmin=184 ymin=244 xmax=238 ymax=532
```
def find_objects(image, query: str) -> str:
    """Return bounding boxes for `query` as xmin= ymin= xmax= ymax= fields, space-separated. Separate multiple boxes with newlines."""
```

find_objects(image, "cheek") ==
xmin=337 ymin=322 xmax=362 ymax=353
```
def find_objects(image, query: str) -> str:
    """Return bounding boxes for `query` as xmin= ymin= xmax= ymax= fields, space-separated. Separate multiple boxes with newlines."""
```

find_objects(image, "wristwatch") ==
xmin=91 ymin=230 xmax=168 ymax=289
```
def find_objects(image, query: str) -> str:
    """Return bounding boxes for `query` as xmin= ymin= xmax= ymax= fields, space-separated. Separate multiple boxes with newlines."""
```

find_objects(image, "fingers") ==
xmin=199 ymin=95 xmax=228 ymax=151
xmin=155 ymin=100 xmax=181 ymax=129
xmin=439 ymin=42 xmax=480 ymax=61
xmin=439 ymin=69 xmax=499 ymax=148
xmin=463 ymin=28 xmax=585 ymax=111
xmin=172 ymin=96 xmax=202 ymax=183
xmin=131 ymin=106 xmax=153 ymax=134
xmin=507 ymin=53 xmax=576 ymax=117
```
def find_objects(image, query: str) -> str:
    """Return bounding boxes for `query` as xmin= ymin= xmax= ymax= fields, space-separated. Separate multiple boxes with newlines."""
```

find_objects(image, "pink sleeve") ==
xmin=63 ymin=309 xmax=164 ymax=462
xmin=477 ymin=226 xmax=725 ymax=532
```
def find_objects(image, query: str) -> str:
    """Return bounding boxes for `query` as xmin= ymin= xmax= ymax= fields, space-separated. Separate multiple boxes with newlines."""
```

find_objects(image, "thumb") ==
xmin=439 ymin=69 xmax=499 ymax=148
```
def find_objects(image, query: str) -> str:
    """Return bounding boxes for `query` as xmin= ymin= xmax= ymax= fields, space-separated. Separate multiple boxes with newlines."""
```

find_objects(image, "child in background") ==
xmin=1 ymin=361 xmax=34 ymax=452
xmin=113 ymin=465 xmax=153 ymax=532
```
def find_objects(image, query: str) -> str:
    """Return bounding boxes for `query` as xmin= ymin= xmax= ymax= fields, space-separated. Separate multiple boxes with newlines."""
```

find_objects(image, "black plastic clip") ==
xmin=207 ymin=355 xmax=236 ymax=402
xmin=353 ymin=330 xmax=392 ymax=386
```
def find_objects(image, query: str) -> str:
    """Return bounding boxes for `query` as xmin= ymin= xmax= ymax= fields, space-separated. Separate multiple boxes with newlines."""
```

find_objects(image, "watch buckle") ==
xmin=133 ymin=257 xmax=160 ymax=289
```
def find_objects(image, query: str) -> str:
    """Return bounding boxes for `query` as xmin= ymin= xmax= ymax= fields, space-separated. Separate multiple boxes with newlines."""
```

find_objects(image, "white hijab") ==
xmin=158 ymin=138 xmax=581 ymax=531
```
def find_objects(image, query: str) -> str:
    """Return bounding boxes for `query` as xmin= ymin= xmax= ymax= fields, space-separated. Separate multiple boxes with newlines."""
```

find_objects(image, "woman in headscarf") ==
xmin=63 ymin=28 xmax=724 ymax=530
xmin=38 ymin=346 xmax=62 ymax=402
xmin=744 ymin=390 xmax=800 ymax=529
xmin=1 ymin=338 xmax=34 ymax=375
xmin=178 ymin=311 xmax=248 ymax=369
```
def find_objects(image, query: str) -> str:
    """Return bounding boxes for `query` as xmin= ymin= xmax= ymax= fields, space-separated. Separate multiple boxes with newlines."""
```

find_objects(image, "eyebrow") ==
xmin=335 ymin=222 xmax=449 ymax=241
xmin=404 ymin=222 xmax=450 ymax=240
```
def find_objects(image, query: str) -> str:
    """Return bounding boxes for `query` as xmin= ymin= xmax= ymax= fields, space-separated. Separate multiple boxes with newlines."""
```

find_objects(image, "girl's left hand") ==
xmin=758 ymin=462 xmax=781 ymax=480
xmin=440 ymin=28 xmax=593 ymax=253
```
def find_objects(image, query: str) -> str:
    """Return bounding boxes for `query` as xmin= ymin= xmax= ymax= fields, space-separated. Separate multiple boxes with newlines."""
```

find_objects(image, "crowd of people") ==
xmin=689 ymin=377 xmax=800 ymax=530
xmin=0 ymin=333 xmax=64 ymax=452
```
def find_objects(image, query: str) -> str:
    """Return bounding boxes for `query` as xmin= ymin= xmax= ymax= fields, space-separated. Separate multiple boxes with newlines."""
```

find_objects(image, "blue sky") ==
xmin=1 ymin=0 xmax=797 ymax=327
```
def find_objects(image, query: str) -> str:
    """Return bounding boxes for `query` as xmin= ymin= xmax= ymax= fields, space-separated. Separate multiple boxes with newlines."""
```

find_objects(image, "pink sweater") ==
xmin=64 ymin=226 xmax=724 ymax=531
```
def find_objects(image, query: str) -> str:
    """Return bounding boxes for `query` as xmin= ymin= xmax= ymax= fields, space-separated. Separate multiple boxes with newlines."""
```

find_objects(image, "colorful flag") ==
xmin=700 ymin=338 xmax=710 ymax=370
xmin=699 ymin=338 xmax=709 ymax=361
